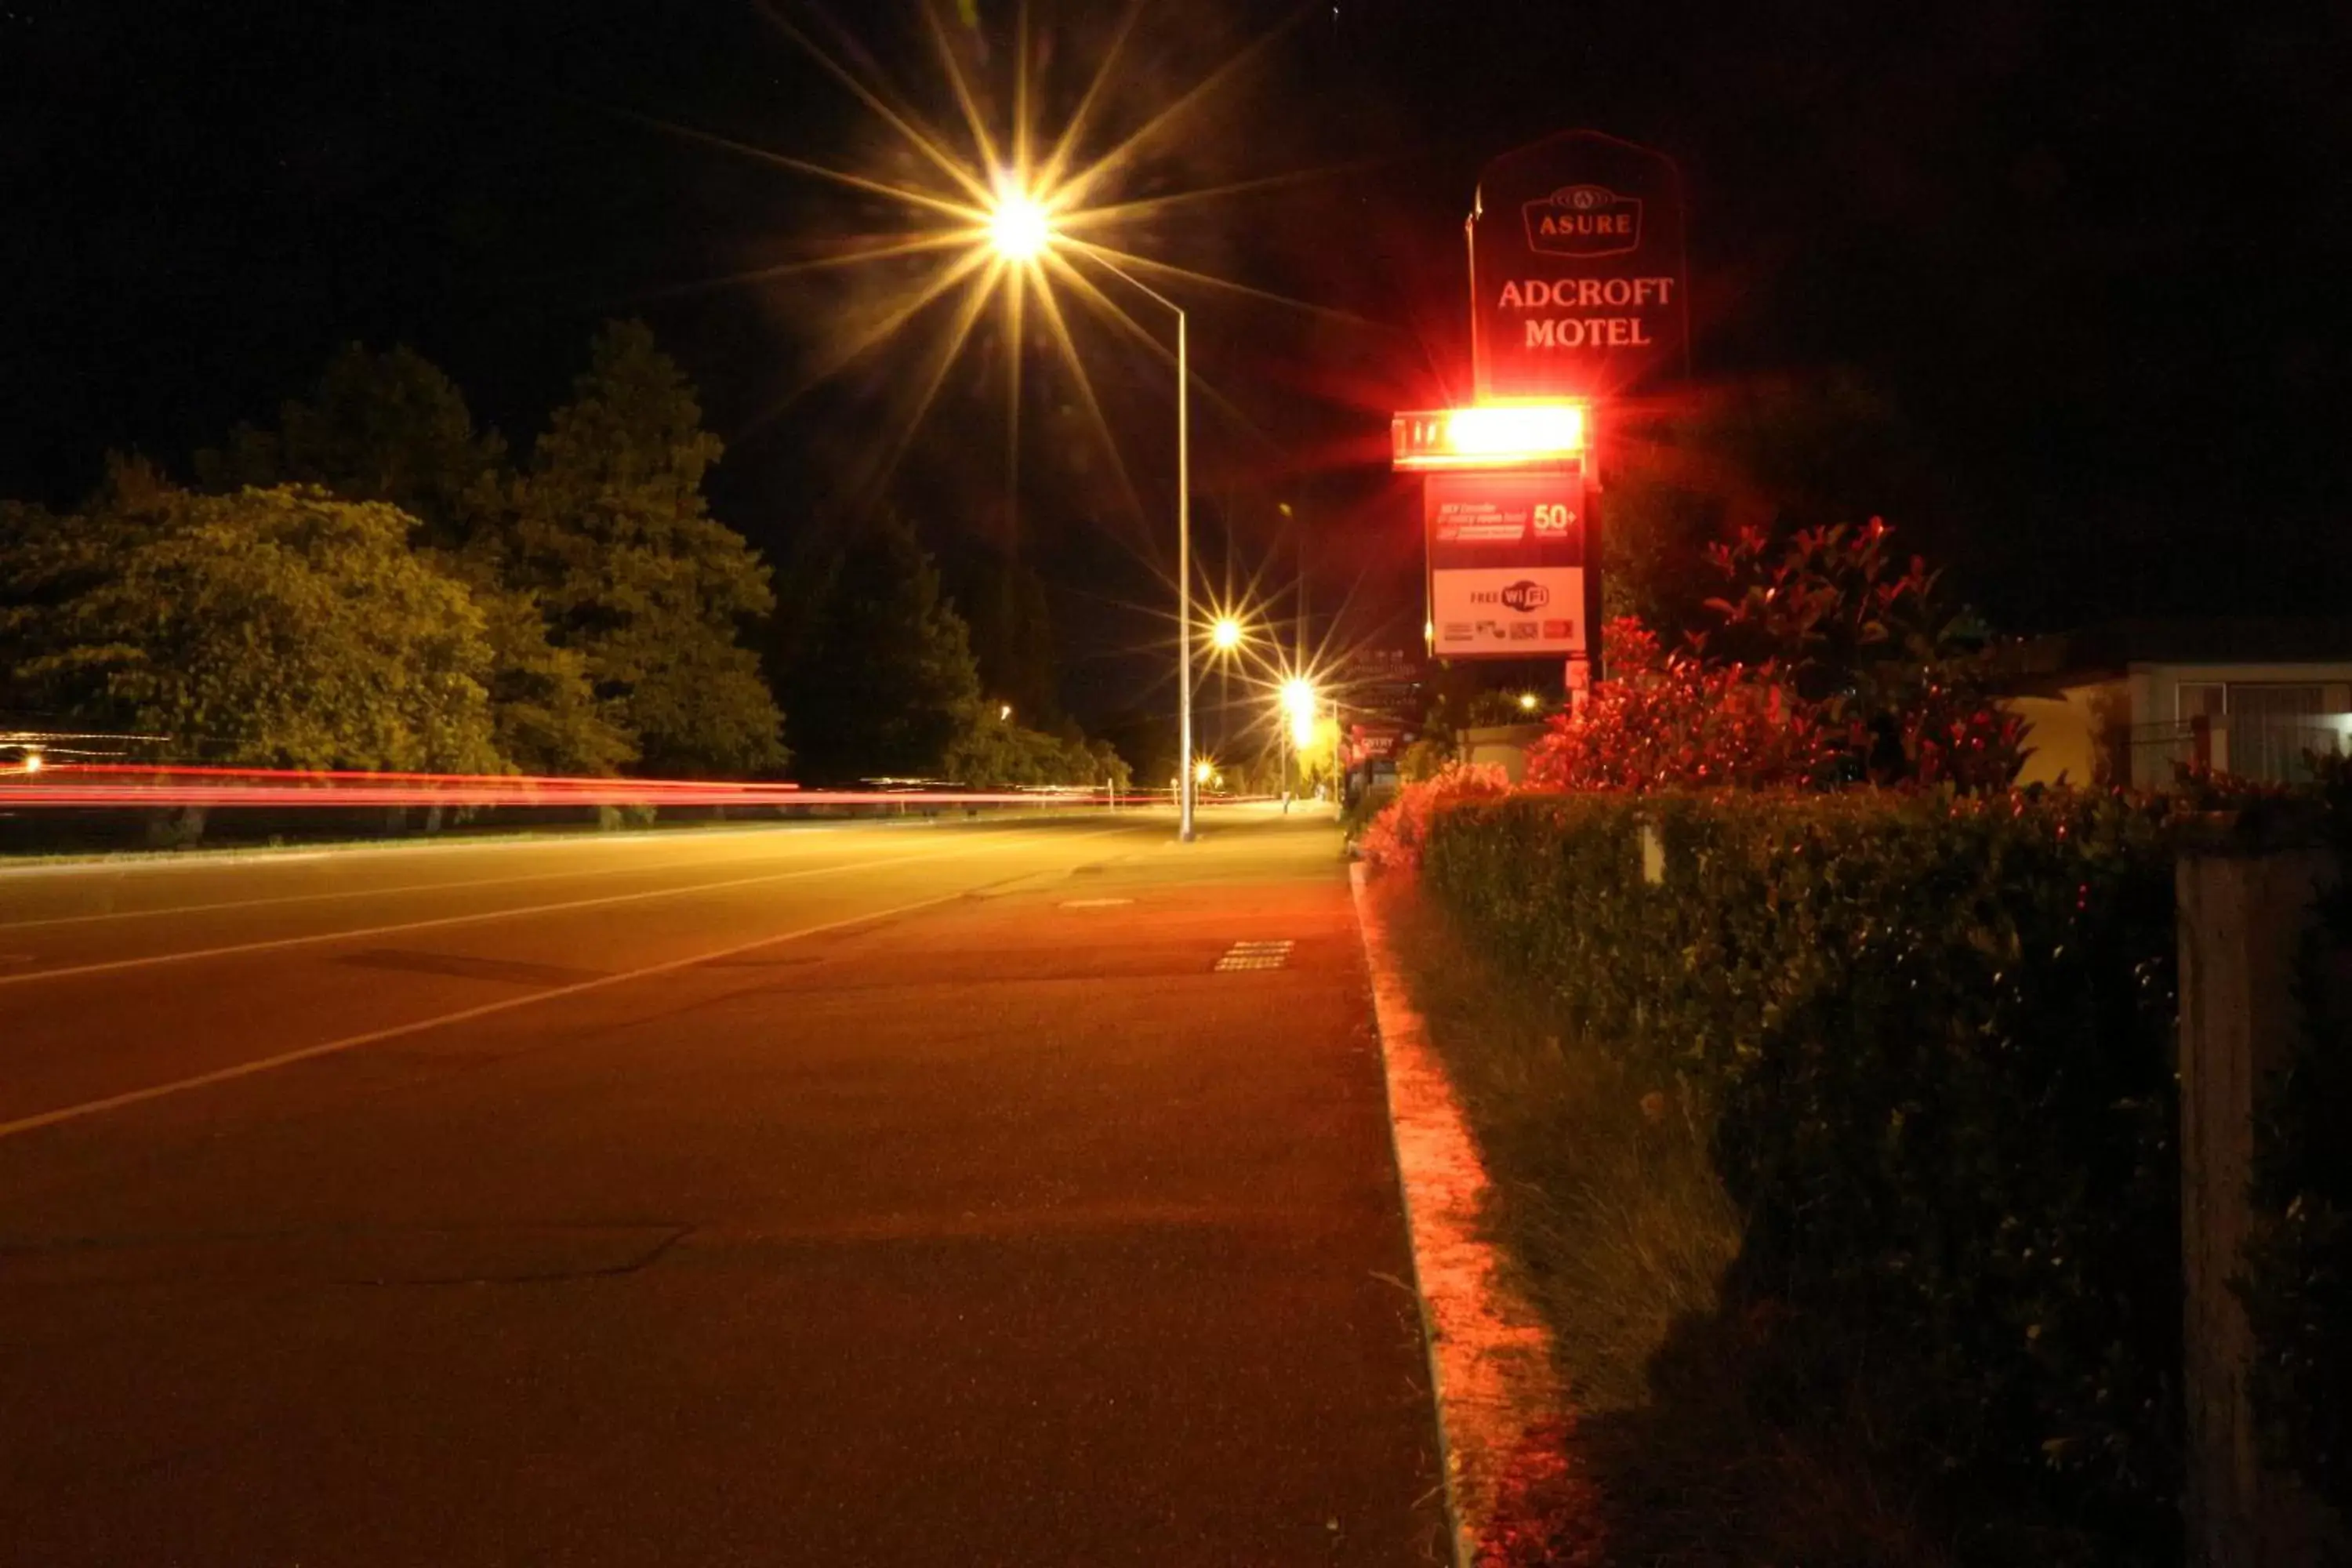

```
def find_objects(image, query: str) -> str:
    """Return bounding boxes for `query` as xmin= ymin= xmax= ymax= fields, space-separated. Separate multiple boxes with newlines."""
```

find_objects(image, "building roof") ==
xmin=1998 ymin=619 xmax=2352 ymax=690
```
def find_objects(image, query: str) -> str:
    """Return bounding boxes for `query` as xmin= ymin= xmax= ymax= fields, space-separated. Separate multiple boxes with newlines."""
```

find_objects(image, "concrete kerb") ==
xmin=1349 ymin=862 xmax=1574 ymax=1568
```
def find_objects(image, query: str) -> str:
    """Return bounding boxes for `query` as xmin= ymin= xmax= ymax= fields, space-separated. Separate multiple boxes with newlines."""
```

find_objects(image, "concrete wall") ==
xmin=2009 ymin=680 xmax=2131 ymax=787
xmin=1458 ymin=724 xmax=1549 ymax=784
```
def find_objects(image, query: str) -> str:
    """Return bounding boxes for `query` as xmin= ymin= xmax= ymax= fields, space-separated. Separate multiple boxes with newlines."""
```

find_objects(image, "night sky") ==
xmin=6 ymin=0 xmax=2347 ymax=724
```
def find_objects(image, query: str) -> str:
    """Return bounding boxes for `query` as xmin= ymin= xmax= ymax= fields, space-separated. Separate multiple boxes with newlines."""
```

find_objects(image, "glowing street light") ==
xmin=660 ymin=13 xmax=1299 ymax=844
xmin=987 ymin=187 xmax=1200 ymax=842
xmin=1281 ymin=677 xmax=1319 ymax=749
xmin=1518 ymin=691 xmax=1541 ymax=713
xmin=1210 ymin=615 xmax=1244 ymax=653
xmin=988 ymin=191 xmax=1052 ymax=261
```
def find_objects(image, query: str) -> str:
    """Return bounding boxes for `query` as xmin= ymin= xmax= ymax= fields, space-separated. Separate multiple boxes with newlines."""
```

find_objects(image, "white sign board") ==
xmin=1430 ymin=565 xmax=1585 ymax=656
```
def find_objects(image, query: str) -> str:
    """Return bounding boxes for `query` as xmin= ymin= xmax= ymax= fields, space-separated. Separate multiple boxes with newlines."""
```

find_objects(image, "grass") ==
xmin=1377 ymin=880 xmax=1959 ymax=1567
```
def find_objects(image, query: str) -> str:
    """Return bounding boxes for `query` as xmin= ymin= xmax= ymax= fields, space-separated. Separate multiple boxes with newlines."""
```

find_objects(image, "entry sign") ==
xmin=1468 ymin=130 xmax=1688 ymax=401
xmin=1426 ymin=469 xmax=1587 ymax=659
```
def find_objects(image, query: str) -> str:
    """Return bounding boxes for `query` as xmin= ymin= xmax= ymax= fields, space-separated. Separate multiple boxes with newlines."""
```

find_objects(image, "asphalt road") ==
xmin=0 ymin=808 xmax=1446 ymax=1566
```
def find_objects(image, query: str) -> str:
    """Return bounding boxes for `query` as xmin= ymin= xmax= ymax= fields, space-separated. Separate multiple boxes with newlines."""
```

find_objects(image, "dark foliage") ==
xmin=1421 ymin=790 xmax=2185 ymax=1561
xmin=776 ymin=514 xmax=981 ymax=783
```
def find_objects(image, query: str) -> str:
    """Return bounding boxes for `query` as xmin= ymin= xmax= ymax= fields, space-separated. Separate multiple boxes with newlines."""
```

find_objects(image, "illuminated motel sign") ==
xmin=1468 ymin=130 xmax=1690 ymax=403
xmin=1397 ymin=130 xmax=1688 ymax=678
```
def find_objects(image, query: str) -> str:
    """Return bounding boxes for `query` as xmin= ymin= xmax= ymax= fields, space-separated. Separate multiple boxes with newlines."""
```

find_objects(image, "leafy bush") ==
xmin=2238 ymin=756 xmax=2352 ymax=1514
xmin=1421 ymin=789 xmax=2184 ymax=1558
xmin=1702 ymin=517 xmax=2025 ymax=789
xmin=1526 ymin=616 xmax=1836 ymax=792
xmin=1525 ymin=520 xmax=2024 ymax=795
xmin=1355 ymin=760 xmax=1512 ymax=874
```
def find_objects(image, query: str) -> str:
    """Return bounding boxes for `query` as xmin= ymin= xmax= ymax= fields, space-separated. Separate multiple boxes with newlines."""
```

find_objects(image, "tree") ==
xmin=1599 ymin=370 xmax=1940 ymax=643
xmin=432 ymin=551 xmax=636 ymax=777
xmin=196 ymin=343 xmax=633 ymax=775
xmin=197 ymin=343 xmax=506 ymax=547
xmin=496 ymin=321 xmax=784 ymax=776
xmin=778 ymin=513 xmax=982 ymax=782
xmin=0 ymin=474 xmax=499 ymax=771
xmin=940 ymin=709 xmax=1131 ymax=790
xmin=956 ymin=548 xmax=1063 ymax=728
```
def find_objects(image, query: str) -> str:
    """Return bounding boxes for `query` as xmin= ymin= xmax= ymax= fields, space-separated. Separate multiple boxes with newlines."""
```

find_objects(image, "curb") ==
xmin=1350 ymin=863 xmax=1575 ymax=1568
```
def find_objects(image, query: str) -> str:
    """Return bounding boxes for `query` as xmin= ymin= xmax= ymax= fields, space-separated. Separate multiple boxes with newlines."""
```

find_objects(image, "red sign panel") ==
xmin=1426 ymin=470 xmax=1588 ymax=661
xmin=1468 ymin=131 xmax=1689 ymax=402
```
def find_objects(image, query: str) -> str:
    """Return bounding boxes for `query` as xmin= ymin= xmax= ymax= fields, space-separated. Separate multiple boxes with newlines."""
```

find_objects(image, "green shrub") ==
xmin=1421 ymin=789 xmax=2183 ymax=1556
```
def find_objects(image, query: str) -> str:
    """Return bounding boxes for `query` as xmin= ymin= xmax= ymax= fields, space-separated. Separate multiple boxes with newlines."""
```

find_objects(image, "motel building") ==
xmin=2002 ymin=619 xmax=2352 ymax=789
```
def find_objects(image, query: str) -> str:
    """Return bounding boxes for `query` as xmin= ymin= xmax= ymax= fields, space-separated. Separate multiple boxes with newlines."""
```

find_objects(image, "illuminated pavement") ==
xmin=0 ymin=809 xmax=1446 ymax=1566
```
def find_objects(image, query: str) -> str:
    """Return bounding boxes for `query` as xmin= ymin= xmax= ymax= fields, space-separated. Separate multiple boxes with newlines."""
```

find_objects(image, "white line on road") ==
xmin=0 ymin=838 xmax=916 ymax=934
xmin=0 ymin=829 xmax=1092 ymax=989
xmin=0 ymin=876 xmax=1023 ymax=1143
xmin=0 ymin=822 xmax=824 ymax=883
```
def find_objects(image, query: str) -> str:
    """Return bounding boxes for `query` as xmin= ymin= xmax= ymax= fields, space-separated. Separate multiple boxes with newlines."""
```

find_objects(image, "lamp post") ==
xmin=1099 ymin=263 xmax=1194 ymax=843
xmin=989 ymin=194 xmax=1196 ymax=840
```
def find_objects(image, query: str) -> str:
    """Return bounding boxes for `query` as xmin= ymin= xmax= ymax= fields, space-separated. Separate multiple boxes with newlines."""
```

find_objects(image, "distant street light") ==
xmin=998 ymin=702 xmax=1014 ymax=722
xmin=988 ymin=187 xmax=1197 ymax=841
xmin=1210 ymin=615 xmax=1243 ymax=652
xmin=1282 ymin=677 xmax=1319 ymax=749
xmin=1276 ymin=674 xmax=1320 ymax=813
xmin=1518 ymin=691 xmax=1541 ymax=713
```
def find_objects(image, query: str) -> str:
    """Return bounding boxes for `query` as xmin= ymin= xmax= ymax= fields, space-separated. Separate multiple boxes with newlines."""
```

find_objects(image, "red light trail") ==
xmin=0 ymin=764 xmax=1240 ymax=811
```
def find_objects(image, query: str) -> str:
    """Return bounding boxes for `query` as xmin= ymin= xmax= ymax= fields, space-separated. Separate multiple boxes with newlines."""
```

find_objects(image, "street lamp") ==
xmin=988 ymin=191 xmax=1051 ymax=262
xmin=1279 ymin=674 xmax=1317 ymax=811
xmin=989 ymin=188 xmax=1198 ymax=840
xmin=1210 ymin=615 xmax=1243 ymax=652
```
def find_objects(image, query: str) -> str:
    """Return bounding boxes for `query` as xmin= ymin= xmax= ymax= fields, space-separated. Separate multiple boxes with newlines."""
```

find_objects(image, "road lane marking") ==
xmin=0 ymin=822 xmax=826 ymax=882
xmin=0 ymin=837 xmax=1121 ymax=1142
xmin=0 ymin=829 xmax=1102 ymax=989
xmin=0 ymin=837 xmax=927 ymax=933
xmin=1214 ymin=940 xmax=1294 ymax=972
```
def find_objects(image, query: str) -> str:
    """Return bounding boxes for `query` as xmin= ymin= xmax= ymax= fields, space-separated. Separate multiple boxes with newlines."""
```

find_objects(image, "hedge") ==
xmin=1421 ymin=789 xmax=2184 ymax=1553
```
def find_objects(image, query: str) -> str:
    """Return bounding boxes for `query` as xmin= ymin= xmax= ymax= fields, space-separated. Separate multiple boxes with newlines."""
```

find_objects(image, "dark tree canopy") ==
xmin=196 ymin=343 xmax=506 ymax=548
xmin=778 ymin=514 xmax=982 ymax=784
xmin=492 ymin=321 xmax=786 ymax=777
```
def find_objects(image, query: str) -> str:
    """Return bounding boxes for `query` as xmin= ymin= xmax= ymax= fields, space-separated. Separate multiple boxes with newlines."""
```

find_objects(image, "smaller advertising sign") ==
xmin=1346 ymin=720 xmax=1406 ymax=766
xmin=1431 ymin=566 xmax=1585 ymax=657
xmin=1425 ymin=467 xmax=1588 ymax=661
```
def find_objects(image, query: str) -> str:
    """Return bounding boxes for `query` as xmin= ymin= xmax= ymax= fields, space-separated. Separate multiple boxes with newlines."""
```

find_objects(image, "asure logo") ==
xmin=1523 ymin=184 xmax=1642 ymax=258
xmin=1500 ymin=579 xmax=1551 ymax=613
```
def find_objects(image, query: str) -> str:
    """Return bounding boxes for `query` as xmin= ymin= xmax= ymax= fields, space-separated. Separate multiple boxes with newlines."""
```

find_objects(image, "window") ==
xmin=2226 ymin=684 xmax=2330 ymax=783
